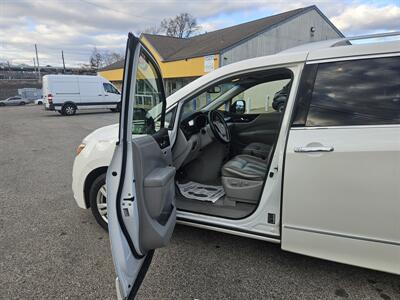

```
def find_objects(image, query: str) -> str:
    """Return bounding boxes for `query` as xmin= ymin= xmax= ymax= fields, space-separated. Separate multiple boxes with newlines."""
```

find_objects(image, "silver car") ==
xmin=0 ymin=96 xmax=27 ymax=106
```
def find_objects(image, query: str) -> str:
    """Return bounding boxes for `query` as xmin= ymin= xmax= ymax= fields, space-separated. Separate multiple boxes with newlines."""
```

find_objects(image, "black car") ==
xmin=272 ymin=83 xmax=290 ymax=112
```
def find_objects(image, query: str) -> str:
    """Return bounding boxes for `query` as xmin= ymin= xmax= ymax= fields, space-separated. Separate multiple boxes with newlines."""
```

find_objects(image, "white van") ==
xmin=42 ymin=75 xmax=120 ymax=115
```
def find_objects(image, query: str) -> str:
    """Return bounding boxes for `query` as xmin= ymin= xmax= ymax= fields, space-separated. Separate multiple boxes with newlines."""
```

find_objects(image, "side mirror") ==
xmin=230 ymin=100 xmax=246 ymax=114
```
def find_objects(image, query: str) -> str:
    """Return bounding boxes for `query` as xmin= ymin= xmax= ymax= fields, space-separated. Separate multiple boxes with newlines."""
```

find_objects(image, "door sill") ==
xmin=177 ymin=216 xmax=281 ymax=243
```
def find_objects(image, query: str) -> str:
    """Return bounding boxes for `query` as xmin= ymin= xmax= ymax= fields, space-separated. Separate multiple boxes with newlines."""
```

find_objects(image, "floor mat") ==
xmin=177 ymin=181 xmax=225 ymax=203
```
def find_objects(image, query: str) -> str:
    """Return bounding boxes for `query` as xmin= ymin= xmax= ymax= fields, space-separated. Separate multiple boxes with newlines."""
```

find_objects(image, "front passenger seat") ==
xmin=242 ymin=142 xmax=272 ymax=159
xmin=221 ymin=154 xmax=269 ymax=204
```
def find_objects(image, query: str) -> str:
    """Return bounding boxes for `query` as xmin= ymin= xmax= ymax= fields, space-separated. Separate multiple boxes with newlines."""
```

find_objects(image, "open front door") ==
xmin=107 ymin=33 xmax=176 ymax=299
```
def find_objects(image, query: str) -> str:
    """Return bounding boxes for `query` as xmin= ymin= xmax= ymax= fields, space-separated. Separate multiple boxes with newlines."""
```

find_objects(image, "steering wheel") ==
xmin=208 ymin=110 xmax=231 ymax=144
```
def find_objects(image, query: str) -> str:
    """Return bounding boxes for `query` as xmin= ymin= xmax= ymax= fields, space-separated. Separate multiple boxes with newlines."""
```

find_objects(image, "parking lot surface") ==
xmin=1 ymin=105 xmax=399 ymax=299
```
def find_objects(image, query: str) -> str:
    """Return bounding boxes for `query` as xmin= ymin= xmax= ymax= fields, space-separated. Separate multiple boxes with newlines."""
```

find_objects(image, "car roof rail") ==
xmin=332 ymin=31 xmax=400 ymax=47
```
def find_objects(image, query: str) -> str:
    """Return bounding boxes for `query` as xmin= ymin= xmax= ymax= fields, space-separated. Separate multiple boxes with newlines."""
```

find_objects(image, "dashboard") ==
xmin=180 ymin=112 xmax=208 ymax=140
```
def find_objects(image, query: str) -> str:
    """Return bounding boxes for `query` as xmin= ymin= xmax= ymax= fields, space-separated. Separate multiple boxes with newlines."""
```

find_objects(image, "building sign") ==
xmin=204 ymin=55 xmax=215 ymax=73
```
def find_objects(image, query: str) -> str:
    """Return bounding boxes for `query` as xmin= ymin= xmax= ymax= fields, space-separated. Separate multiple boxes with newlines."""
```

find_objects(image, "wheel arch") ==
xmin=83 ymin=166 xmax=108 ymax=208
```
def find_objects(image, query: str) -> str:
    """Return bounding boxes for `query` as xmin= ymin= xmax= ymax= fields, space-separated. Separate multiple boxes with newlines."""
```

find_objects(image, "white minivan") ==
xmin=73 ymin=33 xmax=400 ymax=298
xmin=43 ymin=75 xmax=120 ymax=115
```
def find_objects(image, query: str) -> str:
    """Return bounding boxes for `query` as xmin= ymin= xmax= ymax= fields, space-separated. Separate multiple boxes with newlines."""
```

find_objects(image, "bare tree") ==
xmin=89 ymin=47 xmax=103 ymax=69
xmin=90 ymin=48 xmax=123 ymax=69
xmin=103 ymin=51 xmax=124 ymax=66
xmin=160 ymin=13 xmax=199 ymax=38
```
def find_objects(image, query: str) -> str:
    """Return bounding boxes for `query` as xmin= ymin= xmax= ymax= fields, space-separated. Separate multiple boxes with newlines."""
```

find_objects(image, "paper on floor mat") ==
xmin=177 ymin=181 xmax=225 ymax=203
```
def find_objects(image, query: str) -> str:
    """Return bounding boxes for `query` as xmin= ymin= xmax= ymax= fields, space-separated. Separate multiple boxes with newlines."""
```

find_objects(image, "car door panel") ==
xmin=131 ymin=134 xmax=176 ymax=252
xmin=282 ymin=58 xmax=400 ymax=274
xmin=107 ymin=33 xmax=176 ymax=299
xmin=282 ymin=126 xmax=400 ymax=274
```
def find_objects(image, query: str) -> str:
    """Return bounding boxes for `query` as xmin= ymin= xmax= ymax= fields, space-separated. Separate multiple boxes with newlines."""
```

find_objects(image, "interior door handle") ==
xmin=294 ymin=146 xmax=334 ymax=153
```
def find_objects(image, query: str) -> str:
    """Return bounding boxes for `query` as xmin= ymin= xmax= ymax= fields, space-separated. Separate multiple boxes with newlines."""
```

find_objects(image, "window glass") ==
xmin=132 ymin=52 xmax=164 ymax=134
xmin=231 ymin=79 xmax=290 ymax=114
xmin=103 ymin=83 xmax=120 ymax=94
xmin=164 ymin=106 xmax=176 ymax=130
xmin=181 ymin=83 xmax=234 ymax=119
xmin=181 ymin=70 xmax=292 ymax=120
xmin=306 ymin=57 xmax=400 ymax=126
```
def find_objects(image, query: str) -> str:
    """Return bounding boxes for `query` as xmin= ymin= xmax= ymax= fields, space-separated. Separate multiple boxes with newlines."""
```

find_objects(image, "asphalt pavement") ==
xmin=0 ymin=105 xmax=399 ymax=299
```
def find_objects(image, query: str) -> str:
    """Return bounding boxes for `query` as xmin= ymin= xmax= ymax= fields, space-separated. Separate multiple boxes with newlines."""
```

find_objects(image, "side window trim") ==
xmin=291 ymin=64 xmax=318 ymax=127
xmin=166 ymin=104 xmax=178 ymax=130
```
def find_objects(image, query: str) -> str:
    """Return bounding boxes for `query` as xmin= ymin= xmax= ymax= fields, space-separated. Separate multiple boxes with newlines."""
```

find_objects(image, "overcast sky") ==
xmin=1 ymin=0 xmax=399 ymax=67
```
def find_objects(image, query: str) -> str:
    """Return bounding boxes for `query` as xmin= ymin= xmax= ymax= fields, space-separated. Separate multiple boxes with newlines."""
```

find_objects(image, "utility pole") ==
xmin=33 ymin=57 xmax=36 ymax=73
xmin=61 ymin=50 xmax=66 ymax=74
xmin=34 ymin=44 xmax=41 ymax=82
xmin=7 ymin=61 xmax=11 ymax=79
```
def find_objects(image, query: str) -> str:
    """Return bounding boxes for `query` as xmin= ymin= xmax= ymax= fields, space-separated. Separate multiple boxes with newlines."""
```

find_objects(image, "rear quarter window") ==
xmin=306 ymin=56 xmax=400 ymax=126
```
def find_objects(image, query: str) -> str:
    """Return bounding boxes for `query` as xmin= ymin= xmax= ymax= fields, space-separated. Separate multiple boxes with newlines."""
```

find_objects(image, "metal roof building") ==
xmin=99 ymin=5 xmax=343 ymax=95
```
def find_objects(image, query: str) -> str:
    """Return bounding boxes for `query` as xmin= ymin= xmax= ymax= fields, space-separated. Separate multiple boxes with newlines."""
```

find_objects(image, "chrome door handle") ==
xmin=294 ymin=146 xmax=334 ymax=153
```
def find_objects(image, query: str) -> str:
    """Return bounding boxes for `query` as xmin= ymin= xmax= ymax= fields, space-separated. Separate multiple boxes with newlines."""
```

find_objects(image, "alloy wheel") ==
xmin=96 ymin=184 xmax=108 ymax=223
xmin=66 ymin=106 xmax=75 ymax=115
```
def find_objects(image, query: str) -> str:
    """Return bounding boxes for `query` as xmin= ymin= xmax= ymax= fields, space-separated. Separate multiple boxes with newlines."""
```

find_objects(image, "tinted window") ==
xmin=306 ymin=57 xmax=400 ymax=126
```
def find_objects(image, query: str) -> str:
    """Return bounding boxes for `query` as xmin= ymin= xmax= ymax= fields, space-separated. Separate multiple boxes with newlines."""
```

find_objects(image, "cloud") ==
xmin=330 ymin=4 xmax=400 ymax=34
xmin=0 ymin=0 xmax=398 ymax=66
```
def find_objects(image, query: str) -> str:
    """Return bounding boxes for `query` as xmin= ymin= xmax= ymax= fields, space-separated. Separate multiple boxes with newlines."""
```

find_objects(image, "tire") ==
xmin=0 ymin=103 xmax=5 ymax=107
xmin=37 ymin=101 xmax=43 ymax=105
xmin=19 ymin=102 xmax=26 ymax=105
xmin=89 ymin=173 xmax=108 ymax=231
xmin=277 ymin=103 xmax=285 ymax=113
xmin=61 ymin=103 xmax=76 ymax=116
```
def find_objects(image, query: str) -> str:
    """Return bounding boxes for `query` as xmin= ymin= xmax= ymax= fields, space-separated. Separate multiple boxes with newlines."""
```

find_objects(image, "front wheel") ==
xmin=277 ymin=103 xmax=285 ymax=113
xmin=19 ymin=102 xmax=26 ymax=105
xmin=89 ymin=173 xmax=108 ymax=231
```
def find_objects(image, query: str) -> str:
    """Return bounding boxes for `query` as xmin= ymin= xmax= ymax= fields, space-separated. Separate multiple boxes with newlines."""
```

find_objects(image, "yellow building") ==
xmin=99 ymin=34 xmax=220 ymax=95
xmin=99 ymin=5 xmax=342 ymax=96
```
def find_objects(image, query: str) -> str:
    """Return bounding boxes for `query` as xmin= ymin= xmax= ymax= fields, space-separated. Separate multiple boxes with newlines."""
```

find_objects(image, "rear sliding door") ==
xmin=282 ymin=56 xmax=400 ymax=274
